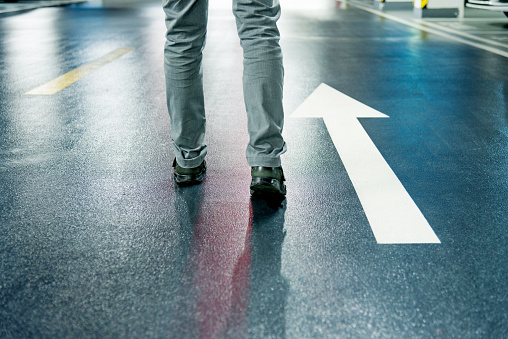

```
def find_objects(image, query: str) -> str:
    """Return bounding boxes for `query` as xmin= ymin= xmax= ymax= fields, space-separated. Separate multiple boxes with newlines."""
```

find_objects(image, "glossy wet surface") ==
xmin=1 ymin=0 xmax=507 ymax=337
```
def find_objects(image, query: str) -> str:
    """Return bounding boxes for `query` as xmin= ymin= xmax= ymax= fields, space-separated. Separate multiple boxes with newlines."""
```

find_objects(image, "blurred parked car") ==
xmin=466 ymin=0 xmax=508 ymax=17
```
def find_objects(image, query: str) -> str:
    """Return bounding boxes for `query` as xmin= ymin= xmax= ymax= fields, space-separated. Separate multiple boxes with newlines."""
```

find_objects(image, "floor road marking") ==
xmin=0 ymin=0 xmax=86 ymax=14
xmin=416 ymin=20 xmax=508 ymax=50
xmin=25 ymin=47 xmax=134 ymax=95
xmin=347 ymin=1 xmax=508 ymax=59
xmin=292 ymin=84 xmax=441 ymax=244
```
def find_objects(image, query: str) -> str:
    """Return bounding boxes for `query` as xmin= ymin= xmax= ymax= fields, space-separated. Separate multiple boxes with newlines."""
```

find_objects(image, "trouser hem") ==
xmin=174 ymin=151 xmax=207 ymax=168
xmin=246 ymin=156 xmax=282 ymax=168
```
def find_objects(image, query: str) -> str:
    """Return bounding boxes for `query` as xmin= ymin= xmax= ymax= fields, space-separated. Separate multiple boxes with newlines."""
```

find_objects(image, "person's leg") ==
xmin=163 ymin=0 xmax=208 ymax=168
xmin=233 ymin=0 xmax=287 ymax=168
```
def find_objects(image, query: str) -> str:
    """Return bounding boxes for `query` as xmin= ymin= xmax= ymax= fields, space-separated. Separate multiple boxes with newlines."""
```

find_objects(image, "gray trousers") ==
xmin=163 ymin=0 xmax=286 ymax=168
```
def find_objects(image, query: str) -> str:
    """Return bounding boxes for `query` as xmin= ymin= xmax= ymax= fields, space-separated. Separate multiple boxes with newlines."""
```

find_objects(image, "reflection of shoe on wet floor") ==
xmin=172 ymin=159 xmax=206 ymax=186
xmin=250 ymin=166 xmax=286 ymax=199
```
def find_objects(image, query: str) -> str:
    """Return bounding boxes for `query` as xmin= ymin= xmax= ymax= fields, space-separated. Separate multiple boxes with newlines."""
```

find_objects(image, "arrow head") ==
xmin=291 ymin=83 xmax=389 ymax=119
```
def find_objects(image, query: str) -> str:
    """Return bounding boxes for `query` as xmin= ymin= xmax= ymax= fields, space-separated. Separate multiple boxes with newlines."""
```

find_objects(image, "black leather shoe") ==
xmin=173 ymin=159 xmax=206 ymax=186
xmin=250 ymin=166 xmax=286 ymax=198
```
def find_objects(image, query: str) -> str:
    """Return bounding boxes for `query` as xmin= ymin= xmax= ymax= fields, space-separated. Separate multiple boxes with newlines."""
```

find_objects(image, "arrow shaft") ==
xmin=323 ymin=114 xmax=440 ymax=244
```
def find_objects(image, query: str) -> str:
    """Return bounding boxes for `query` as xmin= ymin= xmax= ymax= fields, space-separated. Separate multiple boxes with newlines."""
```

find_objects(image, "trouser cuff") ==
xmin=246 ymin=156 xmax=282 ymax=168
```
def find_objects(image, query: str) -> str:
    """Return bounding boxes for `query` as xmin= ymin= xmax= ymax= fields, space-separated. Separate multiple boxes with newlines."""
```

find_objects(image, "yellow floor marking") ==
xmin=25 ymin=47 xmax=134 ymax=95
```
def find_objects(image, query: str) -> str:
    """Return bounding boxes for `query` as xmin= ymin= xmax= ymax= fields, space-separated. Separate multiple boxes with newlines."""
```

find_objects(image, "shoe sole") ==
xmin=174 ymin=169 xmax=206 ymax=186
xmin=250 ymin=177 xmax=286 ymax=198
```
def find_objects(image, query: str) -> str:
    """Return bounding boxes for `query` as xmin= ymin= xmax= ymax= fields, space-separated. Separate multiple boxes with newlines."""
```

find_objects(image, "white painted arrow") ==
xmin=292 ymin=83 xmax=440 ymax=244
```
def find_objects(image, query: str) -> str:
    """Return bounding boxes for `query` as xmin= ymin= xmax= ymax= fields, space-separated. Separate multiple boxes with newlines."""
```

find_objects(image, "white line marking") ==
xmin=0 ymin=0 xmax=85 ymax=14
xmin=292 ymin=84 xmax=441 ymax=244
xmin=416 ymin=20 xmax=508 ymax=49
xmin=347 ymin=1 xmax=508 ymax=59
xmin=423 ymin=18 xmax=508 ymax=22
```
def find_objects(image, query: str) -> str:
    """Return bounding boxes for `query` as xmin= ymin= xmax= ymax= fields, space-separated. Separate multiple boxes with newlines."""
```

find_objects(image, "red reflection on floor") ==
xmin=195 ymin=202 xmax=252 ymax=339
xmin=172 ymin=194 xmax=253 ymax=338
